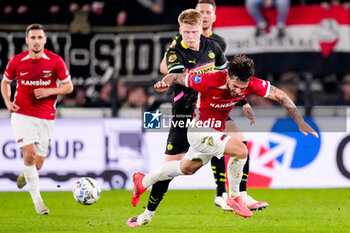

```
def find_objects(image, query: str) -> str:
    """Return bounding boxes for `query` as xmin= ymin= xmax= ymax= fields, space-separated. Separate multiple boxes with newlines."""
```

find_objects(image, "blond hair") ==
xmin=178 ymin=9 xmax=203 ymax=26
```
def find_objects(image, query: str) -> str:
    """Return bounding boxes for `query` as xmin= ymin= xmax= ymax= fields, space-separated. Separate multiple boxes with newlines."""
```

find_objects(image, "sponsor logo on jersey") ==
xmin=192 ymin=75 xmax=202 ymax=83
xmin=210 ymin=101 xmax=238 ymax=108
xmin=43 ymin=70 xmax=52 ymax=78
xmin=21 ymin=79 xmax=52 ymax=86
xmin=20 ymin=72 xmax=28 ymax=76
xmin=212 ymin=96 xmax=221 ymax=99
xmin=189 ymin=60 xmax=196 ymax=64
xmin=168 ymin=54 xmax=177 ymax=63
xmin=208 ymin=51 xmax=215 ymax=59
xmin=185 ymin=62 xmax=215 ymax=75
xmin=167 ymin=62 xmax=180 ymax=69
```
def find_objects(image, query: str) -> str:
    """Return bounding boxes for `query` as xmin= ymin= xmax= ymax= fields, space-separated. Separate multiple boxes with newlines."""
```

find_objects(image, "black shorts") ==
xmin=164 ymin=125 xmax=190 ymax=155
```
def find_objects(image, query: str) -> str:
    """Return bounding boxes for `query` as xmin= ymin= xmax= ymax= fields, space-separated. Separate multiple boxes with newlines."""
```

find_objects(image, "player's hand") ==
xmin=34 ymin=88 xmax=52 ymax=99
xmin=154 ymin=81 xmax=169 ymax=93
xmin=243 ymin=103 xmax=255 ymax=125
xmin=6 ymin=102 xmax=20 ymax=112
xmin=299 ymin=121 xmax=319 ymax=138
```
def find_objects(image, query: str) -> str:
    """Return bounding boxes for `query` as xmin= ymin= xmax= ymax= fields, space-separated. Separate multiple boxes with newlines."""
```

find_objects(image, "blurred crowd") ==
xmin=1 ymin=0 xmax=349 ymax=26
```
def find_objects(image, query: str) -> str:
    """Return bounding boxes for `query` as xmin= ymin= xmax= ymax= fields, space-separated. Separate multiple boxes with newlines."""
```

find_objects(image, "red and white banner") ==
xmin=214 ymin=6 xmax=350 ymax=57
xmin=213 ymin=6 xmax=350 ymax=74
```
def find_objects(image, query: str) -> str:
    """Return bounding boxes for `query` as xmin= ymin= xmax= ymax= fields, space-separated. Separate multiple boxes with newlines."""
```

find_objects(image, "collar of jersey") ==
xmin=181 ymin=40 xmax=188 ymax=49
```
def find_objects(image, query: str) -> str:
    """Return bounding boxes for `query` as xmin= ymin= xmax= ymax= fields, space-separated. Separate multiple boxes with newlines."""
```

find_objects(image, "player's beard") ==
xmin=32 ymin=46 xmax=42 ymax=54
xmin=229 ymin=92 xmax=238 ymax=97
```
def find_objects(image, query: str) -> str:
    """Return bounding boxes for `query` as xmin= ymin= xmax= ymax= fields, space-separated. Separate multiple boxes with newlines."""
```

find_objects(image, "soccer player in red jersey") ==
xmin=1 ymin=24 xmax=74 ymax=215
xmin=130 ymin=54 xmax=318 ymax=220
xmin=160 ymin=0 xmax=266 ymax=211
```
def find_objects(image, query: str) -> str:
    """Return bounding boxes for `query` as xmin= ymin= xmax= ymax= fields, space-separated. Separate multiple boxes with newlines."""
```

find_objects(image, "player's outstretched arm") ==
xmin=34 ymin=80 xmax=74 ymax=99
xmin=266 ymin=85 xmax=319 ymax=138
xmin=154 ymin=73 xmax=187 ymax=93
xmin=1 ymin=78 xmax=20 ymax=112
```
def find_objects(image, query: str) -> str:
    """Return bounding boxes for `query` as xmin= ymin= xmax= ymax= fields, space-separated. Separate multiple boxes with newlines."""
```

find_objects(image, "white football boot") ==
xmin=127 ymin=210 xmax=153 ymax=227
xmin=240 ymin=191 xmax=268 ymax=211
xmin=214 ymin=193 xmax=234 ymax=211
xmin=34 ymin=199 xmax=50 ymax=215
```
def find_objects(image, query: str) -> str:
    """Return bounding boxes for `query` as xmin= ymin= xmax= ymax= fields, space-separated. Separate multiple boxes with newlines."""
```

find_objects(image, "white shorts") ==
xmin=10 ymin=113 xmax=54 ymax=157
xmin=184 ymin=127 xmax=231 ymax=165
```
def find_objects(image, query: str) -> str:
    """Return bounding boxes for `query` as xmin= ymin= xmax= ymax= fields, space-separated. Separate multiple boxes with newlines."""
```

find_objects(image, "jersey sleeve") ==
xmin=249 ymin=77 xmax=271 ymax=98
xmin=213 ymin=42 xmax=227 ymax=70
xmin=55 ymin=56 xmax=71 ymax=82
xmin=3 ymin=57 xmax=16 ymax=82
xmin=166 ymin=50 xmax=185 ymax=74
xmin=185 ymin=72 xmax=217 ymax=93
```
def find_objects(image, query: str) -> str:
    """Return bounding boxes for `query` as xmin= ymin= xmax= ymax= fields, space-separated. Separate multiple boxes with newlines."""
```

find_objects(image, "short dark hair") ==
xmin=227 ymin=54 xmax=255 ymax=82
xmin=26 ymin=24 xmax=45 ymax=36
xmin=197 ymin=0 xmax=216 ymax=10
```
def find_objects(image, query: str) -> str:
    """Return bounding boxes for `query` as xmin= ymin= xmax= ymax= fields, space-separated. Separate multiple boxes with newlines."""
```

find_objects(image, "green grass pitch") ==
xmin=0 ymin=188 xmax=349 ymax=233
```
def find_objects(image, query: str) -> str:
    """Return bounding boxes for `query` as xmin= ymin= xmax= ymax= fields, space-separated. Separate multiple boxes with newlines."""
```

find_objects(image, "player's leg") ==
xmin=127 ymin=128 xmax=189 ymax=227
xmin=128 ymin=153 xmax=203 ymax=227
xmin=18 ymin=155 xmax=46 ymax=189
xmin=187 ymin=128 xmax=252 ymax=217
xmin=140 ymin=153 xmax=183 ymax=224
xmin=143 ymin=152 xmax=184 ymax=206
xmin=211 ymin=156 xmax=233 ymax=211
xmin=226 ymin=120 xmax=268 ymax=210
xmin=11 ymin=113 xmax=50 ymax=215
xmin=16 ymin=141 xmax=46 ymax=182
xmin=224 ymin=137 xmax=252 ymax=217
xmin=28 ymin=117 xmax=54 ymax=215
xmin=21 ymin=144 xmax=49 ymax=215
xmin=210 ymin=119 xmax=244 ymax=211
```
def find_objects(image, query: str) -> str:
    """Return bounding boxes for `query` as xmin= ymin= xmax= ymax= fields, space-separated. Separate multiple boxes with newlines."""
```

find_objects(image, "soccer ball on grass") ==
xmin=73 ymin=177 xmax=101 ymax=205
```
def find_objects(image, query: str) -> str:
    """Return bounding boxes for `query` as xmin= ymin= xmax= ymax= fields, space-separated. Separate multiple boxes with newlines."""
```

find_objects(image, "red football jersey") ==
xmin=186 ymin=70 xmax=270 ymax=131
xmin=3 ymin=49 xmax=71 ymax=120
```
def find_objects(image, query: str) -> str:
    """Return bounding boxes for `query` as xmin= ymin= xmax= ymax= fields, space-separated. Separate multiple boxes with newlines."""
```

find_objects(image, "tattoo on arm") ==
xmin=267 ymin=85 xmax=303 ymax=122
xmin=163 ymin=73 xmax=187 ymax=86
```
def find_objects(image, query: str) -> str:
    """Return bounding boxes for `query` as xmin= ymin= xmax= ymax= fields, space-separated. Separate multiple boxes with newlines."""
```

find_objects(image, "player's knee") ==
xmin=236 ymin=143 xmax=248 ymax=159
xmin=36 ymin=162 xmax=43 ymax=170
xmin=23 ymin=152 xmax=36 ymax=165
xmin=180 ymin=167 xmax=196 ymax=175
